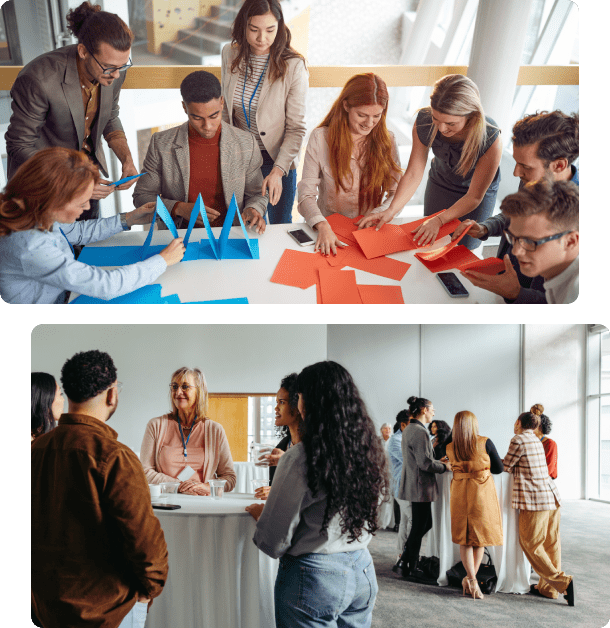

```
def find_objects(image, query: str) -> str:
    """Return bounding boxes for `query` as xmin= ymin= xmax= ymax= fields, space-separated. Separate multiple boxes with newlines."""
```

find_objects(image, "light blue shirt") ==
xmin=0 ymin=216 xmax=166 ymax=304
xmin=387 ymin=429 xmax=403 ymax=498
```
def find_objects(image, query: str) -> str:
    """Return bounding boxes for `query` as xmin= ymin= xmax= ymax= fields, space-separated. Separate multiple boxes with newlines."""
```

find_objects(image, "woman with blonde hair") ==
xmin=359 ymin=74 xmax=501 ymax=250
xmin=140 ymin=367 xmax=236 ymax=495
xmin=0 ymin=147 xmax=184 ymax=304
xmin=298 ymin=72 xmax=402 ymax=255
xmin=446 ymin=411 xmax=503 ymax=599
xmin=221 ymin=0 xmax=308 ymax=224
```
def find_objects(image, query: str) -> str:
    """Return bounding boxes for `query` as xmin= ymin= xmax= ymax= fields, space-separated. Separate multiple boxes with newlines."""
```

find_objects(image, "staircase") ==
xmin=160 ymin=0 xmax=242 ymax=65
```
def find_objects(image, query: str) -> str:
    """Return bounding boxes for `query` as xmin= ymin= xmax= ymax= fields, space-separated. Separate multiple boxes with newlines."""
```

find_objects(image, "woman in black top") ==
xmin=257 ymin=372 xmax=302 ymax=498
xmin=429 ymin=419 xmax=452 ymax=460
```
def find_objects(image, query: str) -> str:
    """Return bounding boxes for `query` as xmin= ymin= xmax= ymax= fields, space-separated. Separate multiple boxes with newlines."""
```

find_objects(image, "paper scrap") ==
xmin=318 ymin=268 xmax=363 ymax=304
xmin=270 ymin=249 xmax=329 ymax=289
xmin=357 ymin=285 xmax=405 ymax=304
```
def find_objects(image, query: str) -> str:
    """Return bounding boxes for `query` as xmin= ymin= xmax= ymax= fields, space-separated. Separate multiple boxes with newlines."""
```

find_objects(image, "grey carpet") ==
xmin=368 ymin=499 xmax=610 ymax=628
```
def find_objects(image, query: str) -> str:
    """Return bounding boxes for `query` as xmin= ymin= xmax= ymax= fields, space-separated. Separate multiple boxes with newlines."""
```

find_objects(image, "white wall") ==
xmin=31 ymin=324 xmax=327 ymax=451
xmin=326 ymin=325 xmax=420 ymax=427
xmin=523 ymin=324 xmax=586 ymax=500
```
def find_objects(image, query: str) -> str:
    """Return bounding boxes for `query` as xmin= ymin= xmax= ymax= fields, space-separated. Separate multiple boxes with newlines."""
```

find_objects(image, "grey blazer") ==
xmin=397 ymin=421 xmax=446 ymax=502
xmin=132 ymin=122 xmax=268 ymax=220
xmin=5 ymin=44 xmax=125 ymax=179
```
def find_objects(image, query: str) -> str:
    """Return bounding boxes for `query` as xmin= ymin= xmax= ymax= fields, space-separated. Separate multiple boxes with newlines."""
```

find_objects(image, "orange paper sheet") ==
xmin=415 ymin=245 xmax=481 ymax=273
xmin=325 ymin=213 xmax=361 ymax=245
xmin=352 ymin=223 xmax=411 ymax=259
xmin=318 ymin=268 xmax=363 ymax=304
xmin=416 ymin=223 xmax=473 ymax=261
xmin=270 ymin=249 xmax=330 ymax=289
xmin=400 ymin=211 xmax=462 ymax=248
xmin=357 ymin=285 xmax=405 ymax=304
xmin=459 ymin=257 xmax=505 ymax=275
xmin=325 ymin=244 xmax=411 ymax=281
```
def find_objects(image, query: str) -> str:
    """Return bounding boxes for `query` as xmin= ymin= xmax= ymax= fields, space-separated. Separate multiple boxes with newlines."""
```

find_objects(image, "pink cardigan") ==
xmin=140 ymin=414 xmax=236 ymax=491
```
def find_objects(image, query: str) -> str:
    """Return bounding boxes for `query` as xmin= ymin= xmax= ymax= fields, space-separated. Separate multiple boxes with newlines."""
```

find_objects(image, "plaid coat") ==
xmin=503 ymin=429 xmax=561 ymax=511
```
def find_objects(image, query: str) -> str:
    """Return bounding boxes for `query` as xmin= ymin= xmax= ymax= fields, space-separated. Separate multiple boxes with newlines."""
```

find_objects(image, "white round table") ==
xmin=233 ymin=462 xmax=269 ymax=494
xmin=428 ymin=472 xmax=531 ymax=593
xmin=146 ymin=493 xmax=278 ymax=628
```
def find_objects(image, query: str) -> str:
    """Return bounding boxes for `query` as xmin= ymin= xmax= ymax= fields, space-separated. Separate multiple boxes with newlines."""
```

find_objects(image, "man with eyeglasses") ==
xmin=5 ymin=2 xmax=138 ymax=220
xmin=491 ymin=177 xmax=578 ymax=304
xmin=451 ymin=110 xmax=579 ymax=303
xmin=31 ymin=350 xmax=168 ymax=628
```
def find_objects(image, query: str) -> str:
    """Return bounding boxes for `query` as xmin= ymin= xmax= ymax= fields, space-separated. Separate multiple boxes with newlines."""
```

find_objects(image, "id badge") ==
xmin=177 ymin=465 xmax=195 ymax=482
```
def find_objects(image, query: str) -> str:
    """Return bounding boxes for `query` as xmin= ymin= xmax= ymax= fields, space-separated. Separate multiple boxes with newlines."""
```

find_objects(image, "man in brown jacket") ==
xmin=31 ymin=350 xmax=168 ymax=628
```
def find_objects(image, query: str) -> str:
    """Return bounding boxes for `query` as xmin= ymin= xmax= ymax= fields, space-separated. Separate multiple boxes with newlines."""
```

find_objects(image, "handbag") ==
xmin=417 ymin=555 xmax=440 ymax=580
xmin=446 ymin=548 xmax=497 ymax=594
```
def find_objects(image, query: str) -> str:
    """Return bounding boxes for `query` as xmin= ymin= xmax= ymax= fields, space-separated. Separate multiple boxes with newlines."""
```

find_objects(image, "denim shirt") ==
xmin=387 ymin=429 xmax=403 ymax=498
xmin=0 ymin=215 xmax=166 ymax=303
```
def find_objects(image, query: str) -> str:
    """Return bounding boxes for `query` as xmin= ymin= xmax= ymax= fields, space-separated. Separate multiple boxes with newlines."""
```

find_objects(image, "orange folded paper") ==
xmin=352 ymin=223 xmax=411 ymax=259
xmin=357 ymin=285 xmax=405 ymax=304
xmin=459 ymin=257 xmax=505 ymax=275
xmin=416 ymin=244 xmax=503 ymax=275
xmin=416 ymin=222 xmax=473 ymax=261
xmin=270 ymin=249 xmax=330 ymax=289
xmin=325 ymin=213 xmax=362 ymax=245
xmin=318 ymin=268 xmax=363 ymax=304
xmin=400 ymin=210 xmax=462 ymax=248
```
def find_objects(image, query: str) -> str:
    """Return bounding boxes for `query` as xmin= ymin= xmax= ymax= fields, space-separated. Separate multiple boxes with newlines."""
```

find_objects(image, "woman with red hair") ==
xmin=298 ymin=73 xmax=402 ymax=255
xmin=0 ymin=147 xmax=185 ymax=304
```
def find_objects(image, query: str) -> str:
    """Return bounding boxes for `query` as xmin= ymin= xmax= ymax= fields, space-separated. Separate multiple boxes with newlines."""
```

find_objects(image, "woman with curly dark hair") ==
xmin=246 ymin=361 xmax=389 ymax=628
xmin=429 ymin=419 xmax=452 ymax=459
xmin=531 ymin=403 xmax=558 ymax=479
xmin=256 ymin=372 xmax=303 ymax=499
xmin=31 ymin=372 xmax=64 ymax=442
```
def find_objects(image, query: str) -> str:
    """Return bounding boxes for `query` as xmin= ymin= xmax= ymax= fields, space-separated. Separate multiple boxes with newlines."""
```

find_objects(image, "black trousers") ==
xmin=402 ymin=501 xmax=433 ymax=572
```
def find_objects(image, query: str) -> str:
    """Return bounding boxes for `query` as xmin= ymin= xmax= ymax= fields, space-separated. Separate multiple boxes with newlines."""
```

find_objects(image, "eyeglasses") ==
xmin=503 ymin=228 xmax=573 ymax=252
xmin=170 ymin=383 xmax=196 ymax=392
xmin=111 ymin=382 xmax=123 ymax=394
xmin=86 ymin=46 xmax=132 ymax=75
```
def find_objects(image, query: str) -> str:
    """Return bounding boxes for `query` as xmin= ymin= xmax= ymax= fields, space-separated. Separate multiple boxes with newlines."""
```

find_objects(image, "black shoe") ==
xmin=529 ymin=584 xmax=546 ymax=598
xmin=392 ymin=561 xmax=401 ymax=574
xmin=564 ymin=579 xmax=575 ymax=607
xmin=392 ymin=524 xmax=400 ymax=532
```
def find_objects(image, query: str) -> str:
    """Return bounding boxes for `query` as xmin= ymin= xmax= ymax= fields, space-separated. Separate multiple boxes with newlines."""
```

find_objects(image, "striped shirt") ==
xmin=232 ymin=53 xmax=269 ymax=153
xmin=503 ymin=429 xmax=561 ymax=511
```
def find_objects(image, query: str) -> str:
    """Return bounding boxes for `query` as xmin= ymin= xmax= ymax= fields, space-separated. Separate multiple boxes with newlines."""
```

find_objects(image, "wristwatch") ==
xmin=120 ymin=213 xmax=129 ymax=230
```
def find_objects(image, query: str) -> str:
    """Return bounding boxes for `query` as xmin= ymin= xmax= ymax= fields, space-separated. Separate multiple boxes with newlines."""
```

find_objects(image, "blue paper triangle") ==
xmin=218 ymin=194 xmax=238 ymax=258
xmin=197 ymin=194 xmax=219 ymax=260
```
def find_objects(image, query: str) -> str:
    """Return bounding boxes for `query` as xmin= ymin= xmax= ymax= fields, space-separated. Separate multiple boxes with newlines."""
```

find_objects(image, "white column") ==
xmin=467 ymin=0 xmax=534 ymax=140
xmin=389 ymin=0 xmax=445 ymax=117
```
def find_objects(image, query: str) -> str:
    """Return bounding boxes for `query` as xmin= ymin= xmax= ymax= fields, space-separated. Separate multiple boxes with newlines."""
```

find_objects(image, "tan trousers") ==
xmin=518 ymin=502 xmax=572 ymax=599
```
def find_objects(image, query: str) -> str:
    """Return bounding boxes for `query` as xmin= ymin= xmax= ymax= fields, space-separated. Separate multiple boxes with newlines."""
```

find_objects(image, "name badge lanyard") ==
xmin=59 ymin=227 xmax=75 ymax=258
xmin=178 ymin=422 xmax=194 ymax=459
xmin=241 ymin=56 xmax=269 ymax=130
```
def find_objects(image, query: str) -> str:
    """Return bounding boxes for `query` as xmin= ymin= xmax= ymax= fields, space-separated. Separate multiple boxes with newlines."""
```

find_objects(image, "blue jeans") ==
xmin=118 ymin=601 xmax=148 ymax=628
xmin=275 ymin=549 xmax=378 ymax=628
xmin=261 ymin=150 xmax=297 ymax=224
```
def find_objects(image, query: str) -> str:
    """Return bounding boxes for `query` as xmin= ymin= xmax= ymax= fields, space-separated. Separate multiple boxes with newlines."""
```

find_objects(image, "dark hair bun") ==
xmin=530 ymin=403 xmax=544 ymax=416
xmin=66 ymin=2 xmax=100 ymax=38
xmin=407 ymin=396 xmax=418 ymax=405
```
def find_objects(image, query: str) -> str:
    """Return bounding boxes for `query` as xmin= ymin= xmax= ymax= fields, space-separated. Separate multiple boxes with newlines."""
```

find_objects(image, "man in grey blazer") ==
xmin=5 ymin=3 xmax=138 ymax=219
xmin=396 ymin=397 xmax=450 ymax=580
xmin=133 ymin=71 xmax=267 ymax=233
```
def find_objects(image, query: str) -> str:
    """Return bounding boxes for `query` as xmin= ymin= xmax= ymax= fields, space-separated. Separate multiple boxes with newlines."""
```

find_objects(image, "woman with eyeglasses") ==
xmin=140 ymin=367 xmax=236 ymax=495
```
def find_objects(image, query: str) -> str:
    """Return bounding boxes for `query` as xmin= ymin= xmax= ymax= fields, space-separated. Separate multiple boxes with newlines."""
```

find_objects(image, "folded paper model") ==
xmin=78 ymin=194 xmax=258 ymax=267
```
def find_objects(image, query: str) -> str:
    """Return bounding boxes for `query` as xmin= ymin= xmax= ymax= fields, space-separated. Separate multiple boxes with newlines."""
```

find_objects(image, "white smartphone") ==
xmin=288 ymin=228 xmax=315 ymax=247
xmin=437 ymin=272 xmax=469 ymax=298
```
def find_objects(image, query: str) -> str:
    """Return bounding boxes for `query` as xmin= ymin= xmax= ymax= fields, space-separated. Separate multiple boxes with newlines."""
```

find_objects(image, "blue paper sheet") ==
xmin=70 ymin=283 xmax=248 ymax=304
xmin=78 ymin=195 xmax=259 ymax=267
xmin=104 ymin=172 xmax=147 ymax=187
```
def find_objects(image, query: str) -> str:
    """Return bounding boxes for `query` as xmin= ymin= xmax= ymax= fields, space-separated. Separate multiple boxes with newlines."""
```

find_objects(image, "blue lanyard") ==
xmin=241 ymin=56 xmax=269 ymax=129
xmin=178 ymin=422 xmax=194 ymax=459
xmin=59 ymin=227 xmax=75 ymax=258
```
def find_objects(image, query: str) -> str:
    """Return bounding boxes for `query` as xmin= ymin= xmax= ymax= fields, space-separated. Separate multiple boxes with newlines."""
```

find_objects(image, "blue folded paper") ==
xmin=78 ymin=194 xmax=259 ymax=267
xmin=102 ymin=172 xmax=148 ymax=187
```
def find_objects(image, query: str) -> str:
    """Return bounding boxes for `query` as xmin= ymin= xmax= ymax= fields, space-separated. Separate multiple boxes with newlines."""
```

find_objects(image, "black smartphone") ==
xmin=152 ymin=503 xmax=181 ymax=510
xmin=437 ymin=272 xmax=469 ymax=298
xmin=288 ymin=228 xmax=315 ymax=246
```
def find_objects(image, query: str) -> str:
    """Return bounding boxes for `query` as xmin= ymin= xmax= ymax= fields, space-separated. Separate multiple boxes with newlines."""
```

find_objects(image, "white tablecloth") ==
xmin=74 ymin=221 xmax=501 ymax=304
xmin=146 ymin=493 xmax=278 ymax=628
xmin=429 ymin=472 xmax=531 ymax=593
xmin=233 ymin=462 xmax=269 ymax=494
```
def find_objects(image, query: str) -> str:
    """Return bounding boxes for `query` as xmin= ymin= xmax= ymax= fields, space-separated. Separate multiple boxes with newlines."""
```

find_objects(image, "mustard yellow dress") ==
xmin=446 ymin=436 xmax=503 ymax=547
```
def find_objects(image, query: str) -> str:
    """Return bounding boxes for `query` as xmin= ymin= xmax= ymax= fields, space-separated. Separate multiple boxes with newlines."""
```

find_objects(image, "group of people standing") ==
xmin=385 ymin=397 xmax=572 ymax=605
xmin=0 ymin=0 xmax=578 ymax=303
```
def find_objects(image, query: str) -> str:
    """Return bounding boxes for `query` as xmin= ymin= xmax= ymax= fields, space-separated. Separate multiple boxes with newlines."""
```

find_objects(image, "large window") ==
xmin=586 ymin=326 xmax=610 ymax=502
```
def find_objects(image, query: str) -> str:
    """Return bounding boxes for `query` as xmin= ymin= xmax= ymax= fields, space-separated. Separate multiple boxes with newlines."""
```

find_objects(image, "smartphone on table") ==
xmin=288 ymin=228 xmax=315 ymax=247
xmin=437 ymin=272 xmax=469 ymax=298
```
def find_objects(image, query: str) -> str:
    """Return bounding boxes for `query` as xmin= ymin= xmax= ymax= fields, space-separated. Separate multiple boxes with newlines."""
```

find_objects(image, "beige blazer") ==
xmin=6 ymin=44 xmax=125 ymax=179
xmin=132 ymin=121 xmax=268 ymax=220
xmin=221 ymin=43 xmax=308 ymax=173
